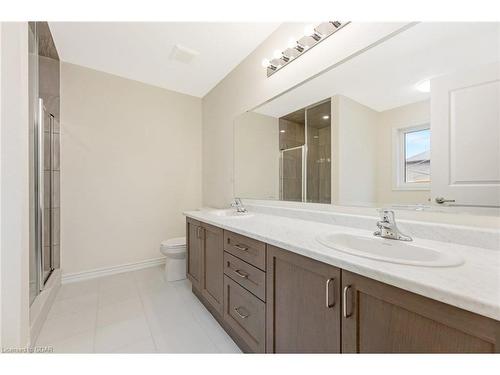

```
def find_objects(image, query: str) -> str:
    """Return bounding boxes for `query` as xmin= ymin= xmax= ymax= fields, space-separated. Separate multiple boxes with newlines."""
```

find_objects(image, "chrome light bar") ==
xmin=263 ymin=21 xmax=349 ymax=77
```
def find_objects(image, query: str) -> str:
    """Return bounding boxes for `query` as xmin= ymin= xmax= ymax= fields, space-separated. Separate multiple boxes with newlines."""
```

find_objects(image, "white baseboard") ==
xmin=62 ymin=257 xmax=166 ymax=284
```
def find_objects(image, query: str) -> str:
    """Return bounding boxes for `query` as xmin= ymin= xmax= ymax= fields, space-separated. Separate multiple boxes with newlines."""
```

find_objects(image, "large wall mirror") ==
xmin=234 ymin=22 xmax=500 ymax=212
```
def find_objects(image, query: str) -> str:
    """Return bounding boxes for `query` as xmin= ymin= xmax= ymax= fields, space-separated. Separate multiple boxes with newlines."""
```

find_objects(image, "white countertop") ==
xmin=184 ymin=209 xmax=500 ymax=321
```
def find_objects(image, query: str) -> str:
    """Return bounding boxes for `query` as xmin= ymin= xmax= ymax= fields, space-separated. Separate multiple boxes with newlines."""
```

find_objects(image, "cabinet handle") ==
xmin=343 ymin=285 xmax=352 ymax=318
xmin=233 ymin=306 xmax=249 ymax=319
xmin=234 ymin=269 xmax=249 ymax=279
xmin=325 ymin=278 xmax=335 ymax=308
xmin=196 ymin=226 xmax=202 ymax=239
xmin=234 ymin=244 xmax=248 ymax=252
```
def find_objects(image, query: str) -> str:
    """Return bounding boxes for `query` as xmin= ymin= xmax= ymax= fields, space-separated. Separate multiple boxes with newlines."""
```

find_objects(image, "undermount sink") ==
xmin=206 ymin=209 xmax=253 ymax=218
xmin=316 ymin=232 xmax=464 ymax=267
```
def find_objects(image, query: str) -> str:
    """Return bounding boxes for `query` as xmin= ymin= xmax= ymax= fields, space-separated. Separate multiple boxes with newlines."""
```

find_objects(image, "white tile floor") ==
xmin=36 ymin=265 xmax=241 ymax=353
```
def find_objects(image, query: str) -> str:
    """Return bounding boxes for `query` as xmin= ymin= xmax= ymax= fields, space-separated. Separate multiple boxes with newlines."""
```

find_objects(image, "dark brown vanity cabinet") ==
xmin=341 ymin=270 xmax=500 ymax=353
xmin=200 ymin=223 xmax=224 ymax=314
xmin=222 ymin=231 xmax=267 ymax=352
xmin=186 ymin=218 xmax=500 ymax=353
xmin=223 ymin=276 xmax=266 ymax=352
xmin=186 ymin=218 xmax=202 ymax=290
xmin=266 ymin=245 xmax=341 ymax=353
xmin=224 ymin=230 xmax=266 ymax=271
xmin=186 ymin=218 xmax=224 ymax=314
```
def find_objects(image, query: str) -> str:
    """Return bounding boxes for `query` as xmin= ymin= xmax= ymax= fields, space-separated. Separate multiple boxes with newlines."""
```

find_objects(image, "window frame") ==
xmin=392 ymin=123 xmax=431 ymax=191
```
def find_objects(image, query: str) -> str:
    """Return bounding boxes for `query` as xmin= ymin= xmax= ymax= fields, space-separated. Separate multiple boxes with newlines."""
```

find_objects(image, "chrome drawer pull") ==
xmin=233 ymin=306 xmax=249 ymax=319
xmin=343 ymin=285 xmax=352 ymax=318
xmin=325 ymin=278 xmax=335 ymax=308
xmin=234 ymin=269 xmax=249 ymax=278
xmin=234 ymin=244 xmax=249 ymax=252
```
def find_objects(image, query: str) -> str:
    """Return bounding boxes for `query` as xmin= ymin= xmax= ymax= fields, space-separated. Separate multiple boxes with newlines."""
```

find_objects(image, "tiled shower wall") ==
xmin=307 ymin=125 xmax=331 ymax=204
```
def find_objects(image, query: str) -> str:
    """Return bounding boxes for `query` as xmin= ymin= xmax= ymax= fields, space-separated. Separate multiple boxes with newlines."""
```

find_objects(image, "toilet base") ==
xmin=163 ymin=257 xmax=186 ymax=282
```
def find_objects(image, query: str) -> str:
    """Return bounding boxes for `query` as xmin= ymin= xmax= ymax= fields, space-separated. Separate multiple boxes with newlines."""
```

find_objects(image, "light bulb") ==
xmin=304 ymin=24 xmax=316 ymax=36
xmin=273 ymin=50 xmax=282 ymax=59
xmin=322 ymin=115 xmax=330 ymax=120
xmin=287 ymin=38 xmax=296 ymax=49
xmin=261 ymin=58 xmax=270 ymax=68
xmin=415 ymin=79 xmax=430 ymax=93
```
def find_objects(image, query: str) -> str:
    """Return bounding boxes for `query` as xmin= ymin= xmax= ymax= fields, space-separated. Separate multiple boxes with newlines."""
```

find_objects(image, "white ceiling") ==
xmin=49 ymin=22 xmax=280 ymax=97
xmin=256 ymin=22 xmax=500 ymax=117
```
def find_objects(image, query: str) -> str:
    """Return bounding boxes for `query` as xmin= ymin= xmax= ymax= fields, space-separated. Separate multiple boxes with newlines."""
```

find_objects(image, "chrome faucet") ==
xmin=374 ymin=209 xmax=412 ymax=241
xmin=231 ymin=197 xmax=247 ymax=213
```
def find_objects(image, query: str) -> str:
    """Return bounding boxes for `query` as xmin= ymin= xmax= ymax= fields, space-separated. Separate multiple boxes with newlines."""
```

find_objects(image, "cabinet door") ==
xmin=342 ymin=270 xmax=500 ymax=353
xmin=200 ymin=223 xmax=224 ymax=314
xmin=266 ymin=245 xmax=341 ymax=353
xmin=186 ymin=218 xmax=202 ymax=290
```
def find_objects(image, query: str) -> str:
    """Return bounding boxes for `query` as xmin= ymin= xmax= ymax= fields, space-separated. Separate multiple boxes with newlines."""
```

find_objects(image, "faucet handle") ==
xmin=377 ymin=208 xmax=395 ymax=222
xmin=231 ymin=197 xmax=247 ymax=213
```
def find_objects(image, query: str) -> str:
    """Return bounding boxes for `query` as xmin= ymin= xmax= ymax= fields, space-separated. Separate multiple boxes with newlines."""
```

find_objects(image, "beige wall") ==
xmin=332 ymin=96 xmax=430 ymax=207
xmin=332 ymin=95 xmax=378 ymax=206
xmin=234 ymin=112 xmax=279 ymax=200
xmin=376 ymin=100 xmax=431 ymax=205
xmin=201 ymin=23 xmax=410 ymax=208
xmin=0 ymin=22 xmax=31 ymax=348
xmin=60 ymin=63 xmax=202 ymax=276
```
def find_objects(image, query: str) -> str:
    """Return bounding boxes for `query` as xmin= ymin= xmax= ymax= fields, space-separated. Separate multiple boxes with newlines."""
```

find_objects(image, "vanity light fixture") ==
xmin=415 ymin=79 xmax=431 ymax=93
xmin=303 ymin=24 xmax=316 ymax=37
xmin=263 ymin=21 xmax=349 ymax=77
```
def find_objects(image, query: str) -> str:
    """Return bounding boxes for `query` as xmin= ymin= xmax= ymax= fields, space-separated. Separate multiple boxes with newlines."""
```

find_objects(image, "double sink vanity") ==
xmin=184 ymin=203 xmax=500 ymax=353
xmin=182 ymin=22 xmax=500 ymax=354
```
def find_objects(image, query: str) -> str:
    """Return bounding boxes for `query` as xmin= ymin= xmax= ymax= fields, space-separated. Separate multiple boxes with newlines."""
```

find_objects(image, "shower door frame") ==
xmin=279 ymin=145 xmax=307 ymax=202
xmin=36 ymin=98 xmax=55 ymax=290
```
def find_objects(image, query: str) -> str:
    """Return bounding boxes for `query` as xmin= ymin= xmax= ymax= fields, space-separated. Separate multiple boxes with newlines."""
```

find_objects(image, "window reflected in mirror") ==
xmin=404 ymin=128 xmax=430 ymax=184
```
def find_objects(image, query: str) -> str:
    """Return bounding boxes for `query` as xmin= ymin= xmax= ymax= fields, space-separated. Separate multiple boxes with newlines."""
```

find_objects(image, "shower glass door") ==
xmin=279 ymin=146 xmax=306 ymax=202
xmin=29 ymin=22 xmax=61 ymax=305
xmin=278 ymin=99 xmax=332 ymax=204
xmin=36 ymin=99 xmax=55 ymax=288
xmin=305 ymin=100 xmax=331 ymax=204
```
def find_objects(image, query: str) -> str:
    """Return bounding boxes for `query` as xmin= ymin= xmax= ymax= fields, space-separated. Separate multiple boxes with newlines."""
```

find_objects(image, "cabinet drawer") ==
xmin=224 ymin=252 xmax=266 ymax=301
xmin=224 ymin=231 xmax=266 ymax=271
xmin=223 ymin=275 xmax=266 ymax=353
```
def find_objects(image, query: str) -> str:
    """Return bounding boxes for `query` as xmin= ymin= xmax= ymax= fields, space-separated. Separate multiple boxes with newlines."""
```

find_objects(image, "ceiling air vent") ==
xmin=170 ymin=44 xmax=200 ymax=64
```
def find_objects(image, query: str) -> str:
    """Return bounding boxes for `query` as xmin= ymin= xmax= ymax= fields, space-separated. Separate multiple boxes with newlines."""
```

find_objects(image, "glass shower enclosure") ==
xmin=278 ymin=100 xmax=331 ymax=204
xmin=29 ymin=22 xmax=61 ymax=305
xmin=279 ymin=146 xmax=306 ymax=202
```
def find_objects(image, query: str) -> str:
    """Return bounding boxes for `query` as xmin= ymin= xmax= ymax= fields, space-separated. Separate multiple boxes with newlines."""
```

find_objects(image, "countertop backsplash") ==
xmin=243 ymin=201 xmax=500 ymax=251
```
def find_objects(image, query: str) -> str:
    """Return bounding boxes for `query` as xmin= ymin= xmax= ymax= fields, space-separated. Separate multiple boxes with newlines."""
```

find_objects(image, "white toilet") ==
xmin=160 ymin=237 xmax=187 ymax=282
